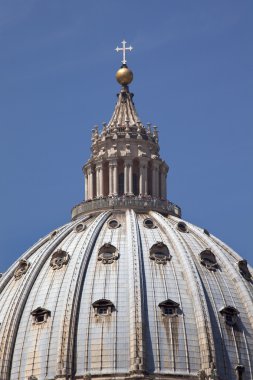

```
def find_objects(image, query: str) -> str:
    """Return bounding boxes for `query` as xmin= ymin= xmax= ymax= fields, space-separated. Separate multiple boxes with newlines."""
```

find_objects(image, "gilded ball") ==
xmin=116 ymin=67 xmax=133 ymax=85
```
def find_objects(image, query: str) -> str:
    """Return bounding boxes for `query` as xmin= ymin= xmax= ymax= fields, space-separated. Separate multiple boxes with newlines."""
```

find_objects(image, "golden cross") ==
xmin=115 ymin=40 xmax=133 ymax=65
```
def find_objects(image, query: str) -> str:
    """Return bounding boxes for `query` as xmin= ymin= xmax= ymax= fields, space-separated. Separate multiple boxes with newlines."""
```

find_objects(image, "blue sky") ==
xmin=0 ymin=0 xmax=252 ymax=271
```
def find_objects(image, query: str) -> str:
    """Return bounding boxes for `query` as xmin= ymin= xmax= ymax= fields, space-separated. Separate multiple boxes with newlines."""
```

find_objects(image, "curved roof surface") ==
xmin=0 ymin=210 xmax=252 ymax=380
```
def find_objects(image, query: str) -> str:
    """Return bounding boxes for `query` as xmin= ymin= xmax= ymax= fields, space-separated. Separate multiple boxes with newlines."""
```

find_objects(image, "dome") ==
xmin=0 ymin=49 xmax=252 ymax=380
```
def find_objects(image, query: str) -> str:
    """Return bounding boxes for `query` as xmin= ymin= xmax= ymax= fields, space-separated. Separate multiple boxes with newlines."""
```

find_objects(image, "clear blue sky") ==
xmin=0 ymin=1 xmax=252 ymax=272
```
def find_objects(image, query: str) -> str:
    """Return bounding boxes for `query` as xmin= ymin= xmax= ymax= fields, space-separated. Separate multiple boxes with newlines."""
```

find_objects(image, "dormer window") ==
xmin=199 ymin=249 xmax=218 ymax=271
xmin=177 ymin=221 xmax=188 ymax=233
xmin=98 ymin=243 xmax=119 ymax=264
xmin=150 ymin=242 xmax=171 ymax=264
xmin=143 ymin=218 xmax=155 ymax=229
xmin=238 ymin=260 xmax=252 ymax=281
xmin=28 ymin=376 xmax=38 ymax=380
xmin=14 ymin=259 xmax=30 ymax=280
xmin=31 ymin=307 xmax=51 ymax=324
xmin=219 ymin=306 xmax=239 ymax=326
xmin=92 ymin=299 xmax=115 ymax=316
xmin=50 ymin=249 xmax=70 ymax=270
xmin=159 ymin=299 xmax=180 ymax=317
xmin=235 ymin=365 xmax=245 ymax=380
xmin=203 ymin=229 xmax=210 ymax=236
xmin=75 ymin=223 xmax=86 ymax=233
xmin=50 ymin=230 xmax=58 ymax=239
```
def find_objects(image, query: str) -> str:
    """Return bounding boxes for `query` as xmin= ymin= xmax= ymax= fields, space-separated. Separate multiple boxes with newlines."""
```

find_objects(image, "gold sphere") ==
xmin=116 ymin=67 xmax=133 ymax=85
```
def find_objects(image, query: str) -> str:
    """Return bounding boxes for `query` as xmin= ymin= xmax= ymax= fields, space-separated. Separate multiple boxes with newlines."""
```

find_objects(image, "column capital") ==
xmin=161 ymin=161 xmax=169 ymax=173
xmin=86 ymin=165 xmax=94 ymax=175
xmin=124 ymin=158 xmax=133 ymax=166
xmin=139 ymin=157 xmax=149 ymax=168
xmin=95 ymin=159 xmax=104 ymax=168
xmin=108 ymin=158 xmax=118 ymax=167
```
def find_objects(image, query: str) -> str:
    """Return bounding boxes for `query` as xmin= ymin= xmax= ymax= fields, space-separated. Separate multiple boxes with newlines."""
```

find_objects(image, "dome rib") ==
xmin=0 ymin=215 xmax=91 ymax=380
xmin=126 ymin=209 xmax=145 ymax=374
xmin=187 ymin=225 xmax=251 ymax=378
xmin=54 ymin=211 xmax=111 ymax=378
xmin=150 ymin=211 xmax=215 ymax=376
xmin=169 ymin=216 xmax=253 ymax=379
xmin=189 ymin=222 xmax=253 ymax=331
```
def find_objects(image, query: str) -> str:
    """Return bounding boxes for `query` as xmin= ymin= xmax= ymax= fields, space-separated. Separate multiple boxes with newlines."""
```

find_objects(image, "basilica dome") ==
xmin=0 ymin=55 xmax=252 ymax=380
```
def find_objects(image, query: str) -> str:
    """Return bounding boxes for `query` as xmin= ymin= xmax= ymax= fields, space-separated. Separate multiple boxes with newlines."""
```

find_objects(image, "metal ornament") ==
xmin=115 ymin=40 xmax=133 ymax=64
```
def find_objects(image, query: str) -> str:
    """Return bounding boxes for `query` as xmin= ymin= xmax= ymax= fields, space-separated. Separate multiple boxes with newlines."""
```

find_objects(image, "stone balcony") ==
xmin=71 ymin=196 xmax=181 ymax=220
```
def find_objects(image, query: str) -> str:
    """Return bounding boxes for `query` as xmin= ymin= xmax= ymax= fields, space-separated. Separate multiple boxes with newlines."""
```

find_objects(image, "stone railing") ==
xmin=71 ymin=196 xmax=181 ymax=220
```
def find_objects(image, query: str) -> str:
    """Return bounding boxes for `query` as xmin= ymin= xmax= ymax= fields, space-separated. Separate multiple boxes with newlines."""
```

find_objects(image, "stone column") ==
xmin=128 ymin=160 xmax=133 ymax=195
xmin=88 ymin=166 xmax=94 ymax=199
xmin=95 ymin=165 xmax=100 ymax=197
xmin=124 ymin=161 xmax=128 ymax=194
xmin=100 ymin=165 xmax=104 ymax=196
xmin=109 ymin=161 xmax=113 ymax=196
xmin=84 ymin=172 xmax=88 ymax=200
xmin=139 ymin=158 xmax=148 ymax=195
xmin=95 ymin=161 xmax=104 ymax=197
xmin=124 ymin=159 xmax=133 ymax=195
xmin=113 ymin=161 xmax=118 ymax=195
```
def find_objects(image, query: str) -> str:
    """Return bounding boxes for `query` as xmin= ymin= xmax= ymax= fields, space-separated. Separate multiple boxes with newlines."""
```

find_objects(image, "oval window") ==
xmin=143 ymin=218 xmax=155 ymax=229
xmin=108 ymin=219 xmax=120 ymax=229
xmin=177 ymin=221 xmax=187 ymax=233
xmin=75 ymin=223 xmax=86 ymax=233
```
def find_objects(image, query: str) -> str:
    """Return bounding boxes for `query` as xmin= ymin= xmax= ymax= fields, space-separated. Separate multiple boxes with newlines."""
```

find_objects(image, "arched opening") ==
xmin=147 ymin=161 xmax=152 ymax=196
xmin=118 ymin=173 xmax=124 ymax=195
xmin=219 ymin=305 xmax=239 ymax=326
xmin=118 ymin=160 xmax=124 ymax=195
xmin=133 ymin=159 xmax=139 ymax=195
xmin=199 ymin=249 xmax=218 ymax=271
xmin=150 ymin=242 xmax=171 ymax=264
xmin=238 ymin=260 xmax=252 ymax=281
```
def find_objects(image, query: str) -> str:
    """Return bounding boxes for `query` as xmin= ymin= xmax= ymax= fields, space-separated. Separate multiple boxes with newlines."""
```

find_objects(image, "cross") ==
xmin=115 ymin=40 xmax=133 ymax=65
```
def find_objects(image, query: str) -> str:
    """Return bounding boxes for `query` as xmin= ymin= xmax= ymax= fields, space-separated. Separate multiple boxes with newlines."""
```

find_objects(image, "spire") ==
xmin=107 ymin=86 xmax=140 ymax=129
xmin=107 ymin=41 xmax=144 ymax=136
xmin=70 ymin=43 xmax=182 ymax=220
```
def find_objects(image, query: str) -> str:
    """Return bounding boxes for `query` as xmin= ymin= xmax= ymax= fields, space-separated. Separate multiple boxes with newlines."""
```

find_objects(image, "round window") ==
xmin=75 ymin=223 xmax=86 ymax=233
xmin=177 ymin=222 xmax=187 ymax=233
xmin=143 ymin=218 xmax=155 ymax=229
xmin=108 ymin=219 xmax=120 ymax=229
